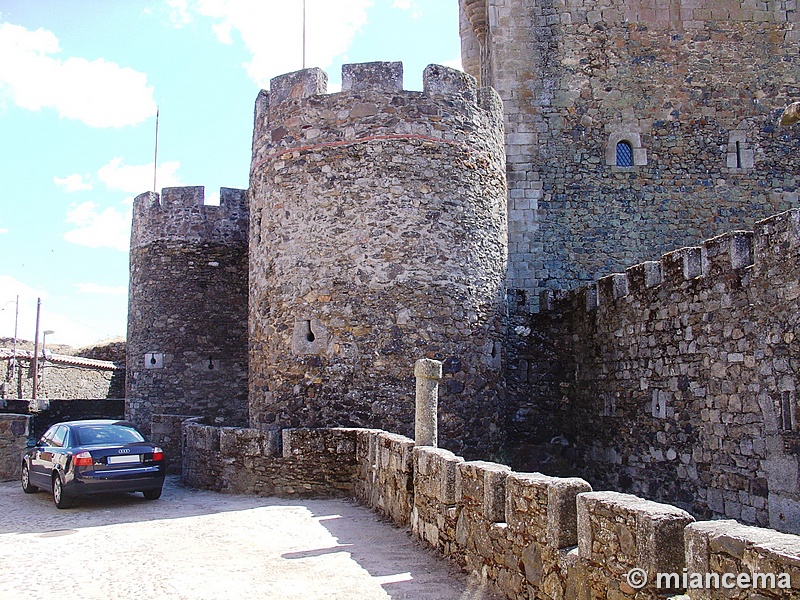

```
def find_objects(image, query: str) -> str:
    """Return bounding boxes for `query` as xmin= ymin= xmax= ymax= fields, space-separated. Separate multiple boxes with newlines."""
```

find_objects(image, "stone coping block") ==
xmin=578 ymin=491 xmax=695 ymax=577
xmin=457 ymin=460 xmax=512 ymax=523
xmin=376 ymin=431 xmax=415 ymax=473
xmin=281 ymin=427 xmax=358 ymax=459
xmin=184 ymin=422 xmax=220 ymax=452
xmin=506 ymin=472 xmax=592 ymax=549
xmin=685 ymin=520 xmax=800 ymax=599
xmin=219 ymin=427 xmax=281 ymax=458
xmin=413 ymin=446 xmax=464 ymax=504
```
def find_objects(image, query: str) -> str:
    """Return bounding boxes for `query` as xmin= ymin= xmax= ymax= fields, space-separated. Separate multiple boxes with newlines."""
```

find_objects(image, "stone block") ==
xmin=342 ymin=61 xmax=403 ymax=93
xmin=269 ymin=67 xmax=328 ymax=104
xmin=578 ymin=491 xmax=694 ymax=578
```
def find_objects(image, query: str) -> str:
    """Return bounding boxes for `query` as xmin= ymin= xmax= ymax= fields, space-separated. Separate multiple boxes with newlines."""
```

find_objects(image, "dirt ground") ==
xmin=0 ymin=476 xmax=499 ymax=599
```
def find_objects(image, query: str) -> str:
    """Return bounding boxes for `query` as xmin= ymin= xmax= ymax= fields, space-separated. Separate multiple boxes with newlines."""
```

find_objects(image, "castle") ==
xmin=126 ymin=0 xmax=800 ymax=540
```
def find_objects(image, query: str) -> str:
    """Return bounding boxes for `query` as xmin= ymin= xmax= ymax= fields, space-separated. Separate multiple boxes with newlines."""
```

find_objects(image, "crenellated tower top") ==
xmin=250 ymin=61 xmax=504 ymax=176
xmin=130 ymin=186 xmax=248 ymax=249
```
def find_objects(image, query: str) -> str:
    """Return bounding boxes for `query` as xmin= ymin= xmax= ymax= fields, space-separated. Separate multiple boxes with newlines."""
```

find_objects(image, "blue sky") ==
xmin=0 ymin=0 xmax=461 ymax=347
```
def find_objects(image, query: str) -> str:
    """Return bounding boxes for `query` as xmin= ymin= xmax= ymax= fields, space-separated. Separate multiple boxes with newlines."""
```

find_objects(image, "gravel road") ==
xmin=0 ymin=476 xmax=498 ymax=600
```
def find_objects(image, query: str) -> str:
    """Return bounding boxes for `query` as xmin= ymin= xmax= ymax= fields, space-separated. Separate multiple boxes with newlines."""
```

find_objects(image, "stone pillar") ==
xmin=414 ymin=359 xmax=443 ymax=447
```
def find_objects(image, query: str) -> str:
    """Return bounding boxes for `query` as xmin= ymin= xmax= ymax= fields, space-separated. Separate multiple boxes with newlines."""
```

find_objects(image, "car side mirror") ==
xmin=26 ymin=438 xmax=38 ymax=448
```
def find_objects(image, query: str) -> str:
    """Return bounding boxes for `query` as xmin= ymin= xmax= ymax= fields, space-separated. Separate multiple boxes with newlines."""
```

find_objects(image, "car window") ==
xmin=51 ymin=426 xmax=68 ymax=448
xmin=40 ymin=425 xmax=59 ymax=446
xmin=73 ymin=425 xmax=145 ymax=446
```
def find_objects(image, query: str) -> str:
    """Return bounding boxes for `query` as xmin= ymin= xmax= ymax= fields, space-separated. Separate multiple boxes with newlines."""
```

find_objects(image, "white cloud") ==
xmin=0 ymin=228 xmax=7 ymax=234
xmin=189 ymin=0 xmax=373 ymax=87
xmin=166 ymin=0 xmax=193 ymax=26
xmin=0 ymin=22 xmax=157 ymax=127
xmin=74 ymin=283 xmax=127 ymax=296
xmin=64 ymin=201 xmax=132 ymax=252
xmin=392 ymin=0 xmax=421 ymax=18
xmin=97 ymin=157 xmax=182 ymax=194
xmin=53 ymin=173 xmax=93 ymax=192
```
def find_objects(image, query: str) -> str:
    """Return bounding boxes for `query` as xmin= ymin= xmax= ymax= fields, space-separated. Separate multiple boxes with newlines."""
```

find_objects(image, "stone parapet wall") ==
xmin=130 ymin=187 xmax=248 ymax=248
xmin=180 ymin=424 xmax=800 ymax=598
xmin=0 ymin=413 xmax=30 ymax=482
xmin=150 ymin=414 xmax=198 ymax=474
xmin=514 ymin=208 xmax=800 ymax=535
xmin=181 ymin=422 xmax=358 ymax=498
xmin=354 ymin=430 xmax=415 ymax=527
xmin=685 ymin=520 xmax=800 ymax=599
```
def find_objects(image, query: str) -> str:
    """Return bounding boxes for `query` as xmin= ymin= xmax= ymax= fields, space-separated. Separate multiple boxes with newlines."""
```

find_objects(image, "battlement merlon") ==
xmin=538 ymin=208 xmax=800 ymax=316
xmin=130 ymin=186 xmax=249 ymax=249
xmin=250 ymin=61 xmax=504 ymax=172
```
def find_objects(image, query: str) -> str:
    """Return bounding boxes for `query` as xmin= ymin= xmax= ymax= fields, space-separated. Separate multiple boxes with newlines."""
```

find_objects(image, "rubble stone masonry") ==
xmin=515 ymin=208 xmax=800 ymax=535
xmin=181 ymin=424 xmax=800 ymax=599
xmin=460 ymin=0 xmax=800 ymax=311
xmin=247 ymin=62 xmax=508 ymax=458
xmin=127 ymin=186 xmax=249 ymax=434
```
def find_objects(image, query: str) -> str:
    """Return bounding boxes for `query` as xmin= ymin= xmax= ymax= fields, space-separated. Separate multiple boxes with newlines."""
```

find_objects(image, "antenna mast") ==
xmin=302 ymin=0 xmax=306 ymax=69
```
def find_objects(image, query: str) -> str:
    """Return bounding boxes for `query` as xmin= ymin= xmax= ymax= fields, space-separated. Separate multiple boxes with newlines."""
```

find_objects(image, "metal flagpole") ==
xmin=153 ymin=107 xmax=160 ymax=194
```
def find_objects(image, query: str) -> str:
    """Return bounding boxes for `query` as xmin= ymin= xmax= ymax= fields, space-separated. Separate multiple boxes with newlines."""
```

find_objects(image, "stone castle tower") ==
xmin=126 ymin=186 xmax=249 ymax=433
xmin=248 ymin=62 xmax=508 ymax=458
xmin=459 ymin=0 xmax=800 ymax=311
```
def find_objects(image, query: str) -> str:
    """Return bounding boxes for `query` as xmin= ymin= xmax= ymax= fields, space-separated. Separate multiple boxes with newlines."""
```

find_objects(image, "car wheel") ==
xmin=21 ymin=463 xmax=38 ymax=494
xmin=52 ymin=474 xmax=74 ymax=509
xmin=143 ymin=488 xmax=162 ymax=500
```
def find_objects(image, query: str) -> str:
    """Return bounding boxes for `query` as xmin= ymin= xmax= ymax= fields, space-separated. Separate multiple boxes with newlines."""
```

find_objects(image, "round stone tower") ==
xmin=248 ymin=61 xmax=507 ymax=458
xmin=127 ymin=186 xmax=249 ymax=433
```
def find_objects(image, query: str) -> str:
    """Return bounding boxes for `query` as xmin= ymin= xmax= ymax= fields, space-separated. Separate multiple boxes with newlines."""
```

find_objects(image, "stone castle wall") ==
xmin=247 ymin=62 xmax=508 ymax=458
xmin=512 ymin=208 xmax=800 ymax=535
xmin=0 ymin=414 xmax=30 ymax=482
xmin=460 ymin=0 xmax=800 ymax=311
xmin=1 ymin=353 xmax=122 ymax=400
xmin=181 ymin=423 xmax=800 ymax=599
xmin=126 ymin=186 xmax=249 ymax=434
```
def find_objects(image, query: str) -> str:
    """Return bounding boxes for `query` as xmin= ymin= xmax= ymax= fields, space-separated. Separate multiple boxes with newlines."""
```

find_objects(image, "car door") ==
xmin=29 ymin=426 xmax=57 ymax=487
xmin=29 ymin=425 xmax=67 ymax=486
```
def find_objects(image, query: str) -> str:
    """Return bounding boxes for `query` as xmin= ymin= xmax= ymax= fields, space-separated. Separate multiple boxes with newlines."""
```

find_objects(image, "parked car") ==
xmin=21 ymin=419 xmax=165 ymax=509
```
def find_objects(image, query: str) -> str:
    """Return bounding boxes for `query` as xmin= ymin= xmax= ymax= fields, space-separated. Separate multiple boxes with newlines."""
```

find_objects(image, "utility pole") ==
xmin=31 ymin=298 xmax=40 ymax=400
xmin=11 ymin=295 xmax=18 ymax=391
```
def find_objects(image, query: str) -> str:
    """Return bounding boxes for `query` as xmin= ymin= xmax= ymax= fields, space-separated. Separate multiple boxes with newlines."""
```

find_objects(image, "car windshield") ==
xmin=72 ymin=425 xmax=145 ymax=446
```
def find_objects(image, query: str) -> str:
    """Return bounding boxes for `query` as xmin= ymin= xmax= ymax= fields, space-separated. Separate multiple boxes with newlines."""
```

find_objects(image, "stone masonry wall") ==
xmin=150 ymin=413 xmax=198 ymax=474
xmin=0 ymin=413 xmax=30 ymax=482
xmin=180 ymin=424 xmax=800 ymax=598
xmin=355 ymin=429 xmax=800 ymax=599
xmin=127 ymin=186 xmax=249 ymax=434
xmin=1 ymin=354 xmax=122 ymax=400
xmin=181 ymin=422 xmax=357 ymax=497
xmin=513 ymin=208 xmax=800 ymax=536
xmin=460 ymin=0 xmax=800 ymax=311
xmin=248 ymin=62 xmax=508 ymax=459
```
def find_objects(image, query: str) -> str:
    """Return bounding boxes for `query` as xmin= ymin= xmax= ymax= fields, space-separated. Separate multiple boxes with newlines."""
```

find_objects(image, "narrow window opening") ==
xmin=616 ymin=141 xmax=633 ymax=167
xmin=781 ymin=391 xmax=795 ymax=431
xmin=491 ymin=343 xmax=499 ymax=359
xmin=150 ymin=355 xmax=157 ymax=365
xmin=305 ymin=320 xmax=316 ymax=343
xmin=208 ymin=357 xmax=215 ymax=370
xmin=735 ymin=140 xmax=742 ymax=169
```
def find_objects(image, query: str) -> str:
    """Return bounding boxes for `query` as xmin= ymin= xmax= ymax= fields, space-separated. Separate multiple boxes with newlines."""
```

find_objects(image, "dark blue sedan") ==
xmin=21 ymin=419 xmax=166 ymax=509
